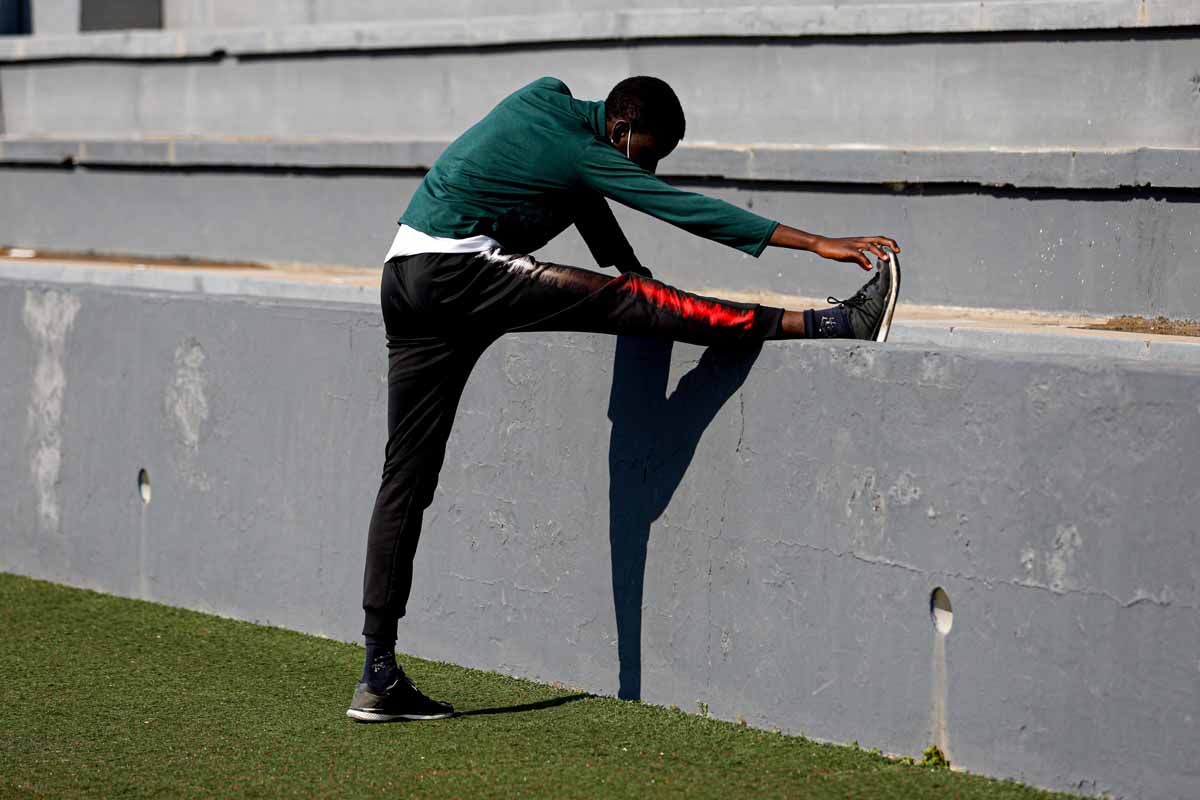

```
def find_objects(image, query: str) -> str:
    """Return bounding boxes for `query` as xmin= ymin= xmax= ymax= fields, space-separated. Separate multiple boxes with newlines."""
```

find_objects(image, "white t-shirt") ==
xmin=385 ymin=224 xmax=499 ymax=261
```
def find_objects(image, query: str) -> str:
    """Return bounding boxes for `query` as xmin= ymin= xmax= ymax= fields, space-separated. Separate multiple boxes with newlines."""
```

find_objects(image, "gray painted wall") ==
xmin=2 ymin=165 xmax=1197 ymax=318
xmin=4 ymin=35 xmax=1199 ymax=150
xmin=30 ymin=0 xmax=75 ymax=33
xmin=4 ymin=1 xmax=1197 ymax=321
xmin=4 ymin=6 xmax=1198 ymax=797
xmin=5 ymin=136 xmax=1199 ymax=190
xmin=157 ymin=0 xmax=1200 ymax=32
xmin=79 ymin=0 xmax=161 ymax=31
xmin=0 ymin=275 xmax=1197 ymax=799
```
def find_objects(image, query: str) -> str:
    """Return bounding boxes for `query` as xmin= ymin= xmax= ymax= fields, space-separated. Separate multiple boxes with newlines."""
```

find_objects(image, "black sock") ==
xmin=803 ymin=307 xmax=852 ymax=339
xmin=363 ymin=636 xmax=400 ymax=691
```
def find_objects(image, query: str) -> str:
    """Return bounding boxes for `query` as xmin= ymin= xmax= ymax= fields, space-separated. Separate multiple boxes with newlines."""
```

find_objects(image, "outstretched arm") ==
xmin=579 ymin=141 xmax=899 ymax=267
xmin=768 ymin=224 xmax=900 ymax=271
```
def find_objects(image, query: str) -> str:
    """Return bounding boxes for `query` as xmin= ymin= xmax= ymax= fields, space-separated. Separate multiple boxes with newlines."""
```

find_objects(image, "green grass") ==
xmin=0 ymin=573 xmax=1080 ymax=799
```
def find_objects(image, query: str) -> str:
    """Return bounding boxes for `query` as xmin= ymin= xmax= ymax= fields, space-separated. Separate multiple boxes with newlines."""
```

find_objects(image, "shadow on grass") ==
xmin=454 ymin=692 xmax=592 ymax=717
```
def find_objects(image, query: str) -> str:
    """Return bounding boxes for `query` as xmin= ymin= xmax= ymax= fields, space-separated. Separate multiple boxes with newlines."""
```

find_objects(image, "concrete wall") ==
xmin=1 ymin=272 xmax=1198 ymax=799
xmin=157 ymin=0 xmax=1200 ymax=32
xmin=4 ymin=5 xmax=1198 ymax=797
xmin=79 ymin=0 xmax=161 ymax=32
xmin=2 ymin=163 xmax=1197 ymax=319
xmin=2 ymin=5 xmax=1198 ymax=319
xmin=4 ymin=35 xmax=1199 ymax=150
xmin=25 ymin=0 xmax=161 ymax=34
xmin=30 ymin=0 xmax=74 ymax=33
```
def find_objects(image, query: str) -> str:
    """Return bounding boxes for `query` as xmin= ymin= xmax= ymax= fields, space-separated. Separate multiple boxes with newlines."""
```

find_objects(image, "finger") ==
xmin=871 ymin=239 xmax=892 ymax=256
xmin=854 ymin=252 xmax=872 ymax=270
xmin=875 ymin=236 xmax=901 ymax=253
xmin=863 ymin=244 xmax=889 ymax=262
xmin=855 ymin=243 xmax=886 ymax=262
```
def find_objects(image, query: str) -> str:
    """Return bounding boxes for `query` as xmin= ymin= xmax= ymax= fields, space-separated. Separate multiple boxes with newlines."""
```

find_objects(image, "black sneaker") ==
xmin=829 ymin=251 xmax=901 ymax=342
xmin=346 ymin=670 xmax=454 ymax=722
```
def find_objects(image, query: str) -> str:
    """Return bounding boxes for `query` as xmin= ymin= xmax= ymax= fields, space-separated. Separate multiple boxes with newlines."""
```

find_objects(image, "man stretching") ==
xmin=348 ymin=76 xmax=901 ymax=721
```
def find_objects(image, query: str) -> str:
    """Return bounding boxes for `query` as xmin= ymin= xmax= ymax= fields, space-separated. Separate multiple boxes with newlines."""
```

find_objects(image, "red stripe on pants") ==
xmin=621 ymin=275 xmax=757 ymax=332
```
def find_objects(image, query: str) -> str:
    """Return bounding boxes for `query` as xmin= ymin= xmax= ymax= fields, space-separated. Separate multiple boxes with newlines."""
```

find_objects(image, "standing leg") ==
xmin=362 ymin=255 xmax=495 ymax=639
xmin=361 ymin=337 xmax=484 ymax=639
xmin=351 ymin=256 xmax=489 ymax=722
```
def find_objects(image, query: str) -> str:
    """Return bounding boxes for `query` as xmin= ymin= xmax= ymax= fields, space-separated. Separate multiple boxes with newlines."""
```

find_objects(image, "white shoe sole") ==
xmin=874 ymin=252 xmax=901 ymax=343
xmin=346 ymin=708 xmax=453 ymax=722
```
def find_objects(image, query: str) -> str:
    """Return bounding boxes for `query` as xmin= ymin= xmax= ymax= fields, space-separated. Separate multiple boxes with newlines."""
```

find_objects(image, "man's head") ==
xmin=605 ymin=76 xmax=685 ymax=173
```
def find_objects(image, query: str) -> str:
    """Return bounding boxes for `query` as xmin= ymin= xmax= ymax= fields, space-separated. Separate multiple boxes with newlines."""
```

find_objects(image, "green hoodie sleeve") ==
xmin=576 ymin=139 xmax=779 ymax=257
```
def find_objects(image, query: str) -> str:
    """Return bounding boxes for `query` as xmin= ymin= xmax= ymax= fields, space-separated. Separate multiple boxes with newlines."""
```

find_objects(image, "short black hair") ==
xmin=605 ymin=76 xmax=686 ymax=143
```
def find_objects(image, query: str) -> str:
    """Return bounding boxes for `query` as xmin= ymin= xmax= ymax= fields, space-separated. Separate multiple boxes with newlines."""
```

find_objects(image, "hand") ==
xmin=618 ymin=263 xmax=654 ymax=278
xmin=812 ymin=236 xmax=901 ymax=271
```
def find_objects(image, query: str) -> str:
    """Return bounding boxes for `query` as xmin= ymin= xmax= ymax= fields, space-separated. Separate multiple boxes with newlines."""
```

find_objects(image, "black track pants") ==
xmin=362 ymin=250 xmax=785 ymax=637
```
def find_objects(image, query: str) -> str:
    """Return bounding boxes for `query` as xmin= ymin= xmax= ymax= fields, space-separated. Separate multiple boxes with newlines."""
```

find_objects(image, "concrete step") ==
xmin=4 ymin=254 xmax=1197 ymax=366
xmin=4 ymin=136 xmax=1198 ymax=190
xmin=157 ymin=0 xmax=1200 ymax=33
xmin=2 ymin=155 xmax=1196 ymax=318
xmin=2 ymin=16 xmax=1198 ymax=150
xmin=21 ymin=0 xmax=1200 ymax=36
xmin=3 ymin=10 xmax=1197 ymax=319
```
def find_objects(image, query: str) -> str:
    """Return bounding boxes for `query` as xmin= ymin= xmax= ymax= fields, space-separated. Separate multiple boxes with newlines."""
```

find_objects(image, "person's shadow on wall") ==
xmin=606 ymin=335 xmax=762 ymax=700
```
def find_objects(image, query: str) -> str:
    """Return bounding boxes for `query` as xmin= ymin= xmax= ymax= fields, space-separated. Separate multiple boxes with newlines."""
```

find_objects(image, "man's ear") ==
xmin=609 ymin=119 xmax=630 ymax=146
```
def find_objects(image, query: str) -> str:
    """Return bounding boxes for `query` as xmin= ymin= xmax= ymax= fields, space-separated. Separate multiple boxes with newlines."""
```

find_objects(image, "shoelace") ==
xmin=828 ymin=272 xmax=879 ymax=310
xmin=401 ymin=673 xmax=441 ymax=705
xmin=379 ymin=673 xmax=427 ymax=697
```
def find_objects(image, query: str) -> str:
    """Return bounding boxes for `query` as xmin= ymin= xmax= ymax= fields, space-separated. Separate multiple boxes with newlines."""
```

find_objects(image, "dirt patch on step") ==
xmin=1086 ymin=316 xmax=1200 ymax=338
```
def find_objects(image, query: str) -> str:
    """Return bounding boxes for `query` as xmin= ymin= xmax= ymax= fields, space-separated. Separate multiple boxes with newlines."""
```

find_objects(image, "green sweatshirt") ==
xmin=400 ymin=77 xmax=779 ymax=263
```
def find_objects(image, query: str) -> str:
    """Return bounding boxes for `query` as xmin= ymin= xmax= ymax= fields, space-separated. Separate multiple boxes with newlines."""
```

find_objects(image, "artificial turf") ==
xmin=0 ymin=573 xmax=1081 ymax=799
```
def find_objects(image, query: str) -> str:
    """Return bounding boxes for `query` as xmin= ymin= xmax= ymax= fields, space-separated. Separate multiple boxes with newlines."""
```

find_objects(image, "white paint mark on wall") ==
xmin=23 ymin=289 xmax=81 ymax=533
xmin=166 ymin=339 xmax=209 ymax=449
xmin=1046 ymin=525 xmax=1082 ymax=591
xmin=917 ymin=352 xmax=959 ymax=388
xmin=1020 ymin=524 xmax=1083 ymax=593
xmin=888 ymin=472 xmax=922 ymax=506
xmin=833 ymin=344 xmax=878 ymax=379
xmin=165 ymin=338 xmax=211 ymax=491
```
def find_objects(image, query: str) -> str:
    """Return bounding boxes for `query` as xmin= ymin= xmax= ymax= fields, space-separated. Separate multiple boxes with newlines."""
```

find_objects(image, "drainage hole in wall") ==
xmin=930 ymin=587 xmax=953 ymax=635
xmin=137 ymin=469 xmax=152 ymax=505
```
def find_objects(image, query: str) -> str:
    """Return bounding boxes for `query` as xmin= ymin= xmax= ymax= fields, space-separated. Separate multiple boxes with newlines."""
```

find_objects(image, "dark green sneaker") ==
xmin=829 ymin=252 xmax=901 ymax=342
xmin=346 ymin=670 xmax=454 ymax=722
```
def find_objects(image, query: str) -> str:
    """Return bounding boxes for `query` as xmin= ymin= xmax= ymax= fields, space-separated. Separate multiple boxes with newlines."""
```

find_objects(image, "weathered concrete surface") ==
xmin=79 ymin=0 xmax=161 ymax=32
xmin=7 ymin=1 xmax=1200 ymax=63
xmin=2 ymin=35 xmax=1199 ymax=150
xmin=1 ymin=274 xmax=1198 ymax=799
xmin=4 ymin=0 xmax=1197 ymax=52
xmin=2 ymin=165 xmax=1197 ymax=318
xmin=4 ymin=137 xmax=1199 ymax=190
xmin=3 ymin=6 xmax=1196 ymax=324
xmin=159 ymin=0 xmax=1200 ymax=33
xmin=30 ymin=0 xmax=76 ymax=35
xmin=892 ymin=319 xmax=1200 ymax=364
xmin=5 ymin=257 xmax=1200 ymax=366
